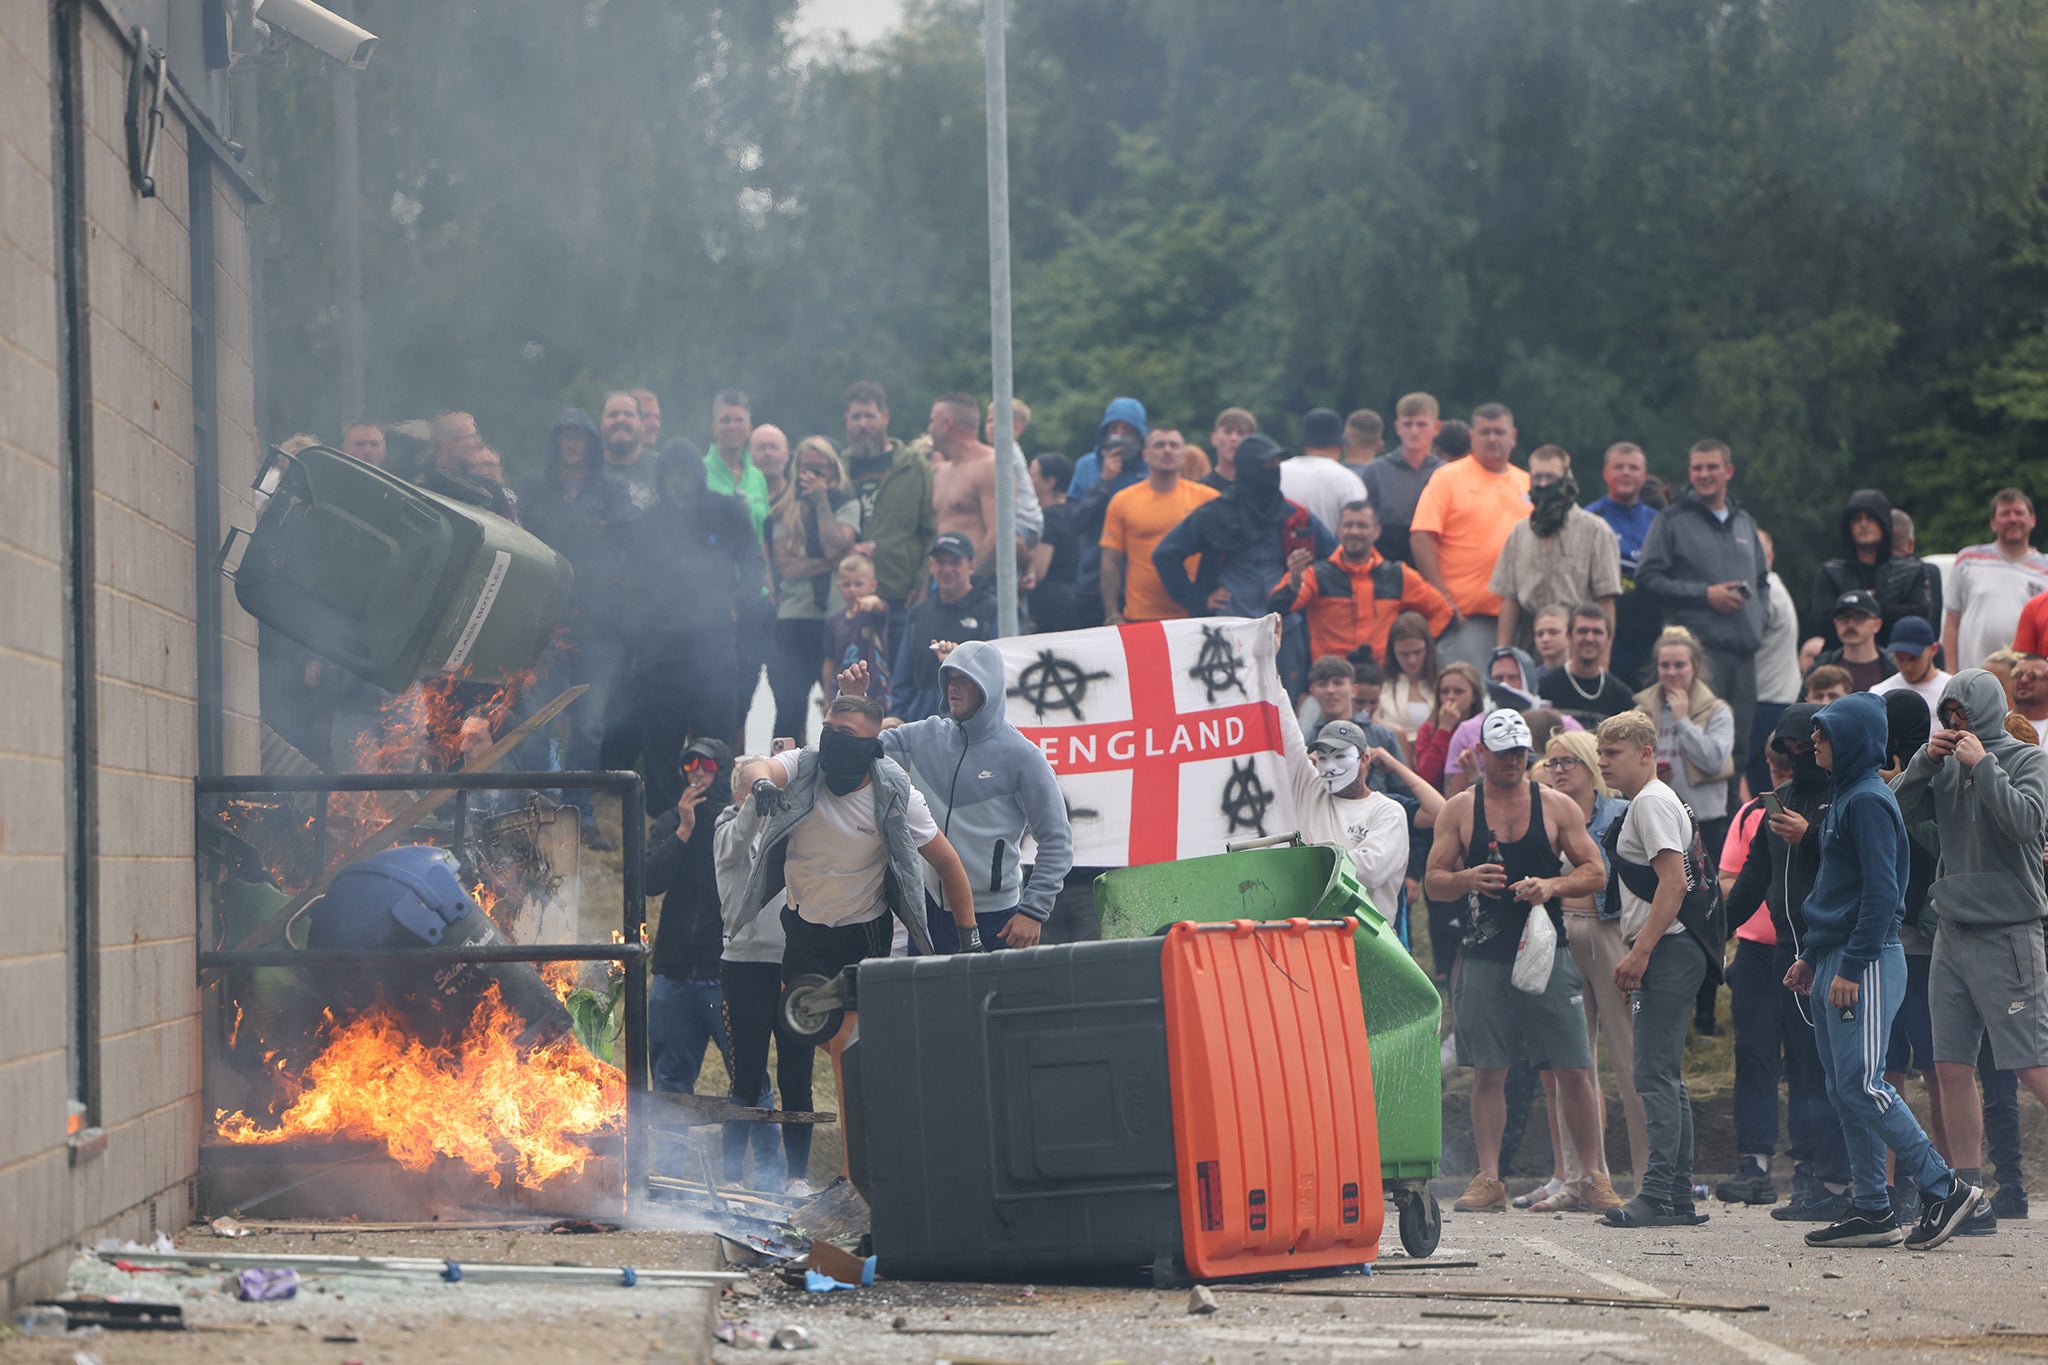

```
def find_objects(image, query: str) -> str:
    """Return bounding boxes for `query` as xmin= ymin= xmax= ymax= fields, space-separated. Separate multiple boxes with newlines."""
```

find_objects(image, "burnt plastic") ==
xmin=843 ymin=939 xmax=1183 ymax=1285
xmin=1160 ymin=919 xmax=1383 ymax=1279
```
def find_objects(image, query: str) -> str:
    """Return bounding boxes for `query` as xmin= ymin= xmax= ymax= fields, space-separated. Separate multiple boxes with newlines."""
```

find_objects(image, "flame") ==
xmin=215 ymin=985 xmax=622 ymax=1189
xmin=539 ymin=960 xmax=582 ymax=1005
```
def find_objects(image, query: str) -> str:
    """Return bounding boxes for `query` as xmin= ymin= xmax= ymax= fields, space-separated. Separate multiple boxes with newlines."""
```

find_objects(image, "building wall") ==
xmin=0 ymin=0 xmax=261 ymax=1309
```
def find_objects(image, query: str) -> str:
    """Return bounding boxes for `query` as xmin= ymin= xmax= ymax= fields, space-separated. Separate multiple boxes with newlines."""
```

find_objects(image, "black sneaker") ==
xmin=1904 ymin=1180 xmax=1984 ymax=1250
xmin=1716 ymin=1161 xmax=1779 ymax=1205
xmin=1991 ymin=1184 xmax=2030 ymax=1220
xmin=1956 ymin=1201 xmax=1998 ymax=1237
xmin=1772 ymin=1187 xmax=1852 ymax=1222
xmin=1805 ymin=1208 xmax=1903 ymax=1248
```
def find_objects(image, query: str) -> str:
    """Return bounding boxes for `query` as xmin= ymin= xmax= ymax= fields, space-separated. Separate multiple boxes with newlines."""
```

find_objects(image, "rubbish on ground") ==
xmin=1187 ymin=1285 xmax=1219 ymax=1315
xmin=238 ymin=1268 xmax=301 ymax=1301
xmin=1213 ymin=1284 xmax=1769 ymax=1313
xmin=34 ymin=1300 xmax=185 ymax=1332
xmin=717 ymin=1233 xmax=805 ymax=1268
xmin=324 ymin=1333 xmax=361 ymax=1343
xmin=110 ymin=1260 xmax=176 ymax=1273
xmin=769 ymin=1324 xmax=813 ymax=1350
xmin=806 ymin=1240 xmax=875 ymax=1287
xmin=802 ymin=1268 xmax=859 ymax=1293
xmin=891 ymin=1325 xmax=1059 ymax=1338
xmin=97 ymin=1248 xmax=741 ymax=1287
xmin=210 ymin=1217 xmax=250 ymax=1238
xmin=546 ymin=1218 xmax=619 ymax=1235
xmin=786 ymin=1176 xmax=870 ymax=1244
xmin=715 ymin=1320 xmax=767 ymax=1349
xmin=16 ymin=1305 xmax=70 ymax=1336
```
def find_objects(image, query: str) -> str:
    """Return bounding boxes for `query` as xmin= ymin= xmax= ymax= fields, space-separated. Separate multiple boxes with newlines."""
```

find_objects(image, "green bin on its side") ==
xmin=1094 ymin=843 xmax=1442 ymax=1184
xmin=234 ymin=445 xmax=572 ymax=692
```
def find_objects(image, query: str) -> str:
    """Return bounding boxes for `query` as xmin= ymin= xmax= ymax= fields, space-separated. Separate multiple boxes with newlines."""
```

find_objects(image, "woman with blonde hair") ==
xmin=1634 ymin=626 xmax=1735 ymax=857
xmin=766 ymin=436 xmax=859 ymax=743
xmin=1517 ymin=727 xmax=1648 ymax=1209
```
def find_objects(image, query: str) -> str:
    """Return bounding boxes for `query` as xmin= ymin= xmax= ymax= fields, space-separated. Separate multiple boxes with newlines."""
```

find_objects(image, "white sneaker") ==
xmin=1513 ymin=1177 xmax=1565 ymax=1209
xmin=1440 ymin=1033 xmax=1459 ymax=1070
xmin=784 ymin=1178 xmax=815 ymax=1199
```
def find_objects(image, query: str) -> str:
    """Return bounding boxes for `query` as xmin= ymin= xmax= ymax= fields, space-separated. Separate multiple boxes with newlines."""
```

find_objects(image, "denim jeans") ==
xmin=1631 ymin=931 xmax=1708 ymax=1206
xmin=649 ymin=974 xmax=779 ymax=1182
xmin=1810 ymin=943 xmax=1954 ymax=1213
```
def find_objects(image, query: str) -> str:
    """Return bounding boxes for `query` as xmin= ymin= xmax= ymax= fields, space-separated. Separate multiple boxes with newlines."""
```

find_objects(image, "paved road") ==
xmin=723 ymin=1190 xmax=2048 ymax=1363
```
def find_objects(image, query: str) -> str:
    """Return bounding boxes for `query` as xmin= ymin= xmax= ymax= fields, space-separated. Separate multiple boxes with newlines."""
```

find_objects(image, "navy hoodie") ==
xmin=1799 ymin=692 xmax=1907 ymax=972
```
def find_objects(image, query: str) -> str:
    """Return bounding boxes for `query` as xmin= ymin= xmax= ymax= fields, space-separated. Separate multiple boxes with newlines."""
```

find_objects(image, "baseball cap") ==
xmin=1310 ymin=720 xmax=1371 ymax=754
xmin=929 ymin=531 xmax=974 ymax=560
xmin=1481 ymin=708 xmax=1534 ymax=754
xmin=1832 ymin=589 xmax=1881 ymax=619
xmin=1887 ymin=615 xmax=1938 ymax=654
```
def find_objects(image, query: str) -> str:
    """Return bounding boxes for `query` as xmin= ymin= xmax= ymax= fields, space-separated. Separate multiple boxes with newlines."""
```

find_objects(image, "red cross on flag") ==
xmin=995 ymin=616 xmax=1299 ymax=868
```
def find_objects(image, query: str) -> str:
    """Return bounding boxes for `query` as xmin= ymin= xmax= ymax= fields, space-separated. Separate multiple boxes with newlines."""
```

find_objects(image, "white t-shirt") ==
xmin=1278 ymin=456 xmax=1366 ymax=537
xmin=1614 ymin=778 xmax=1691 ymax=945
xmin=1869 ymin=667 xmax=1951 ymax=724
xmin=1273 ymin=701 xmax=1410 ymax=920
xmin=773 ymin=750 xmax=938 ymax=927
xmin=1950 ymin=543 xmax=2048 ymax=668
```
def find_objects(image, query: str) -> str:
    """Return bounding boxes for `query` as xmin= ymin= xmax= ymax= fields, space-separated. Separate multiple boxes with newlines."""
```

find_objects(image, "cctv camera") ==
xmin=253 ymin=0 xmax=377 ymax=69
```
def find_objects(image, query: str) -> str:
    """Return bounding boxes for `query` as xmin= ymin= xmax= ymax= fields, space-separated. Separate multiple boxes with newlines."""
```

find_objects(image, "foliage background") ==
xmin=253 ymin=0 xmax=2048 ymax=608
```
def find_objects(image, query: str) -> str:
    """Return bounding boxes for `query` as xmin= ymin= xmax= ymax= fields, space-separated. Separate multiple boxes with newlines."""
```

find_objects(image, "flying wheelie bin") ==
xmin=1093 ymin=835 xmax=1444 ymax=1256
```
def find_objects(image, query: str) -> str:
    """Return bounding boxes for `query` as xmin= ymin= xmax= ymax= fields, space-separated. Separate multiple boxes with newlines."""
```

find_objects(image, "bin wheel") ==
xmin=778 ymin=974 xmax=845 ymax=1047
xmin=1398 ymin=1189 xmax=1441 ymax=1258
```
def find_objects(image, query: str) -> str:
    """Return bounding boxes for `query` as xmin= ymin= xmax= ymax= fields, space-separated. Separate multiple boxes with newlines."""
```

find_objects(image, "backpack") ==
xmin=1601 ymin=798 xmax=1726 ymax=985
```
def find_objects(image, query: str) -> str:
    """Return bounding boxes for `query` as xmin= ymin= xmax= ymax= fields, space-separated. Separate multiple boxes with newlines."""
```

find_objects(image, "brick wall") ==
xmin=0 ymin=1 xmax=261 ymax=1309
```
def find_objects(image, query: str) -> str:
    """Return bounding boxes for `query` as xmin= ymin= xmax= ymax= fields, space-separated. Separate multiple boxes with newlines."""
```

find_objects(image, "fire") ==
xmin=216 ymin=985 xmax=623 ymax=1189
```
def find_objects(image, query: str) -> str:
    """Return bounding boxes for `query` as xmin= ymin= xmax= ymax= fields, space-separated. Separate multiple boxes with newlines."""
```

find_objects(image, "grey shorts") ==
xmin=1453 ymin=946 xmax=1594 ymax=1072
xmin=1929 ymin=920 xmax=2048 ymax=1070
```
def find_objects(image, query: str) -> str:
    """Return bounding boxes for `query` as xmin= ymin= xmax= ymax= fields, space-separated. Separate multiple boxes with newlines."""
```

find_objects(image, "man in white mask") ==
xmin=1276 ymin=714 xmax=1444 ymax=924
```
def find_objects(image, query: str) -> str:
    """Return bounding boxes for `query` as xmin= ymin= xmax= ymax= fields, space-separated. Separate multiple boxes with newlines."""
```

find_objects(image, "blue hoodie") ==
xmin=1065 ymin=397 xmax=1148 ymax=500
xmin=1799 ymin=692 xmax=1907 ymax=973
xmin=878 ymin=639 xmax=1074 ymax=921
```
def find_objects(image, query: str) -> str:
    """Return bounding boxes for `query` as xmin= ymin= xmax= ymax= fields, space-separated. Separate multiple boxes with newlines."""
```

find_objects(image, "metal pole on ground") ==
xmin=984 ymin=0 xmax=1019 ymax=638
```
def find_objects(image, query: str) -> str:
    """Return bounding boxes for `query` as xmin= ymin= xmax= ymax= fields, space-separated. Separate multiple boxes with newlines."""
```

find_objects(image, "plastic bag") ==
xmin=1511 ymin=908 xmax=1557 ymax=995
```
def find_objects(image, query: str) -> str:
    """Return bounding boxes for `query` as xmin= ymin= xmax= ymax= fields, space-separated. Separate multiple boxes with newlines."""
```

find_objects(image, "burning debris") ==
xmin=215 ymin=984 xmax=622 ymax=1190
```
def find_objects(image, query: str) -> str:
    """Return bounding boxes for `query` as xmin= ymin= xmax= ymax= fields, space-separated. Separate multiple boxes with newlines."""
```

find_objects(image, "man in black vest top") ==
xmin=1427 ymin=709 xmax=1612 ymax=1213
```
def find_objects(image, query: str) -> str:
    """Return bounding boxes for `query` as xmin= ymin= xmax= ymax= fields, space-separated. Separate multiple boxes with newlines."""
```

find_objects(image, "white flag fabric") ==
xmin=993 ymin=616 xmax=1300 ymax=867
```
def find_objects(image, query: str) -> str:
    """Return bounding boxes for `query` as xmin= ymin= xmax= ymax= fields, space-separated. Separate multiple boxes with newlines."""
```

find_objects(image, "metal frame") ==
xmin=194 ymin=769 xmax=650 ymax=1204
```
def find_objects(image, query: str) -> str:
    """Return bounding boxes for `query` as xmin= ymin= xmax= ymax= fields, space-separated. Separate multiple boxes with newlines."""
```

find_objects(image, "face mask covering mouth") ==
xmin=1237 ymin=458 xmax=1283 ymax=496
xmin=1314 ymin=745 xmax=1362 ymax=795
xmin=818 ymin=728 xmax=883 ymax=795
xmin=1528 ymin=473 xmax=1579 ymax=536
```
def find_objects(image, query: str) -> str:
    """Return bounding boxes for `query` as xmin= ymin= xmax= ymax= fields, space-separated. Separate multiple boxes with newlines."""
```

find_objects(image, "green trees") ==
xmin=254 ymin=0 xmax=2048 ymax=598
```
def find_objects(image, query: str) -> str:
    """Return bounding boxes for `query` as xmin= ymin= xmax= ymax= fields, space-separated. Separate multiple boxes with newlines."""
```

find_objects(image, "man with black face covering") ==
xmin=1489 ymin=446 xmax=1621 ymax=653
xmin=1155 ymin=433 xmax=1336 ymax=690
xmin=617 ymin=440 xmax=760 ymax=808
xmin=729 ymin=695 xmax=981 ymax=986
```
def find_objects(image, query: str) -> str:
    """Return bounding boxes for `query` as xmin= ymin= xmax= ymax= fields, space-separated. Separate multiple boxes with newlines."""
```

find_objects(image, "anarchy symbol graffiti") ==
xmin=1008 ymin=649 xmax=1113 ymax=722
xmin=1187 ymin=627 xmax=1248 ymax=704
xmin=1220 ymin=758 xmax=1273 ymax=837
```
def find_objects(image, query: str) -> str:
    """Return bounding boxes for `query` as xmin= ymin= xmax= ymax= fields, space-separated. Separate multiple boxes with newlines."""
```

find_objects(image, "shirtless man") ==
xmin=929 ymin=393 xmax=1000 ymax=576
xmin=1425 ymin=709 xmax=1619 ymax=1213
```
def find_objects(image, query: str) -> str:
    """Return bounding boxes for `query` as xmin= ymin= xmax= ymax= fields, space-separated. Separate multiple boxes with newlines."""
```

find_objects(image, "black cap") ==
xmin=1300 ymin=408 xmax=1343 ymax=449
xmin=1235 ymin=433 xmax=1286 ymax=468
xmin=1832 ymin=589 xmax=1881 ymax=619
xmin=929 ymin=531 xmax=974 ymax=559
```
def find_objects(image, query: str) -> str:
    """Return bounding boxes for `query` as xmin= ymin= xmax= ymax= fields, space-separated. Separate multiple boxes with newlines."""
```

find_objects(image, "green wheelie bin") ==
xmin=234 ymin=445 xmax=572 ymax=691
xmin=1093 ymin=835 xmax=1444 ymax=1256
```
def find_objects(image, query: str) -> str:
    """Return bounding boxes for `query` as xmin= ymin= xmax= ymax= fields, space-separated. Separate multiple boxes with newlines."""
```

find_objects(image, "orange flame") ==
xmin=215 ymin=986 xmax=622 ymax=1189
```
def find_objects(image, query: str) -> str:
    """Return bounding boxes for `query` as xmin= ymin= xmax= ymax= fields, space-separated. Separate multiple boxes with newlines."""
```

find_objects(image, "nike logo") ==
xmin=2010 ymin=1002 xmax=2028 ymax=1015
xmin=979 ymin=770 xmax=994 ymax=779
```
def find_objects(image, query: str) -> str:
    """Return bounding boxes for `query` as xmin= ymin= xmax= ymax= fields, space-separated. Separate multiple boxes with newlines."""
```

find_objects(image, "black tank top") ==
xmin=1461 ymin=780 xmax=1564 ymax=963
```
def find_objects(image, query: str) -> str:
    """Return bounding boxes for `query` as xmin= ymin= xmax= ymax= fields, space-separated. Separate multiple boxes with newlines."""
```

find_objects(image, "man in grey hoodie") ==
xmin=838 ymin=640 xmax=1073 ymax=950
xmin=1891 ymin=668 xmax=2048 ymax=1211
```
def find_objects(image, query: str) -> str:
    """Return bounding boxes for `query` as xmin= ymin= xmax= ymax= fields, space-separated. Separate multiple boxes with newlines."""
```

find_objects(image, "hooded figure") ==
xmin=1066 ymin=398 xmax=1150 ymax=615
xmin=1809 ymin=489 xmax=1944 ymax=652
xmin=518 ymin=408 xmax=633 ymax=625
xmin=1801 ymin=693 xmax=1908 ymax=973
xmin=874 ymin=640 xmax=1075 ymax=943
xmin=1891 ymin=668 xmax=2048 ymax=930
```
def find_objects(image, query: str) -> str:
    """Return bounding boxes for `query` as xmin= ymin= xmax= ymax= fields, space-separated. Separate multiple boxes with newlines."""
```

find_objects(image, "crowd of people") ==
xmin=270 ymin=383 xmax=2048 ymax=1248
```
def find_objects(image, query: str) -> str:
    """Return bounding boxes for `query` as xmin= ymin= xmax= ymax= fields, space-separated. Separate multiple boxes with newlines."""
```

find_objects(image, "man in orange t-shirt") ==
xmin=1410 ymin=401 xmax=1530 ymax=667
xmin=1101 ymin=425 xmax=1219 ymax=623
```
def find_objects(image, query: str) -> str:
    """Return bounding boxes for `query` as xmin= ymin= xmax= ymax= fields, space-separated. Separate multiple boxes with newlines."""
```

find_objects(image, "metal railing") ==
xmin=194 ymin=769 xmax=650 ymax=1203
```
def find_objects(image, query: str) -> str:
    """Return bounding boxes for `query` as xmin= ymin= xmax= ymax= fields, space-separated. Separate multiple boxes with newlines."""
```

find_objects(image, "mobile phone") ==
xmin=1760 ymin=792 xmax=1784 ymax=818
xmin=771 ymin=736 xmax=797 ymax=755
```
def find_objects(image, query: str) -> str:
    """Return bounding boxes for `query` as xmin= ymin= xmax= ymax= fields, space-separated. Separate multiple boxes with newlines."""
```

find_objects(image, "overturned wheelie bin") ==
xmin=1094 ymin=835 xmax=1444 ymax=1257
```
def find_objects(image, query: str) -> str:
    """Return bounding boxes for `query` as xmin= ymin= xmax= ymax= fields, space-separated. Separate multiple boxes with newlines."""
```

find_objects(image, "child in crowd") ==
xmin=821 ymin=553 xmax=890 ymax=705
